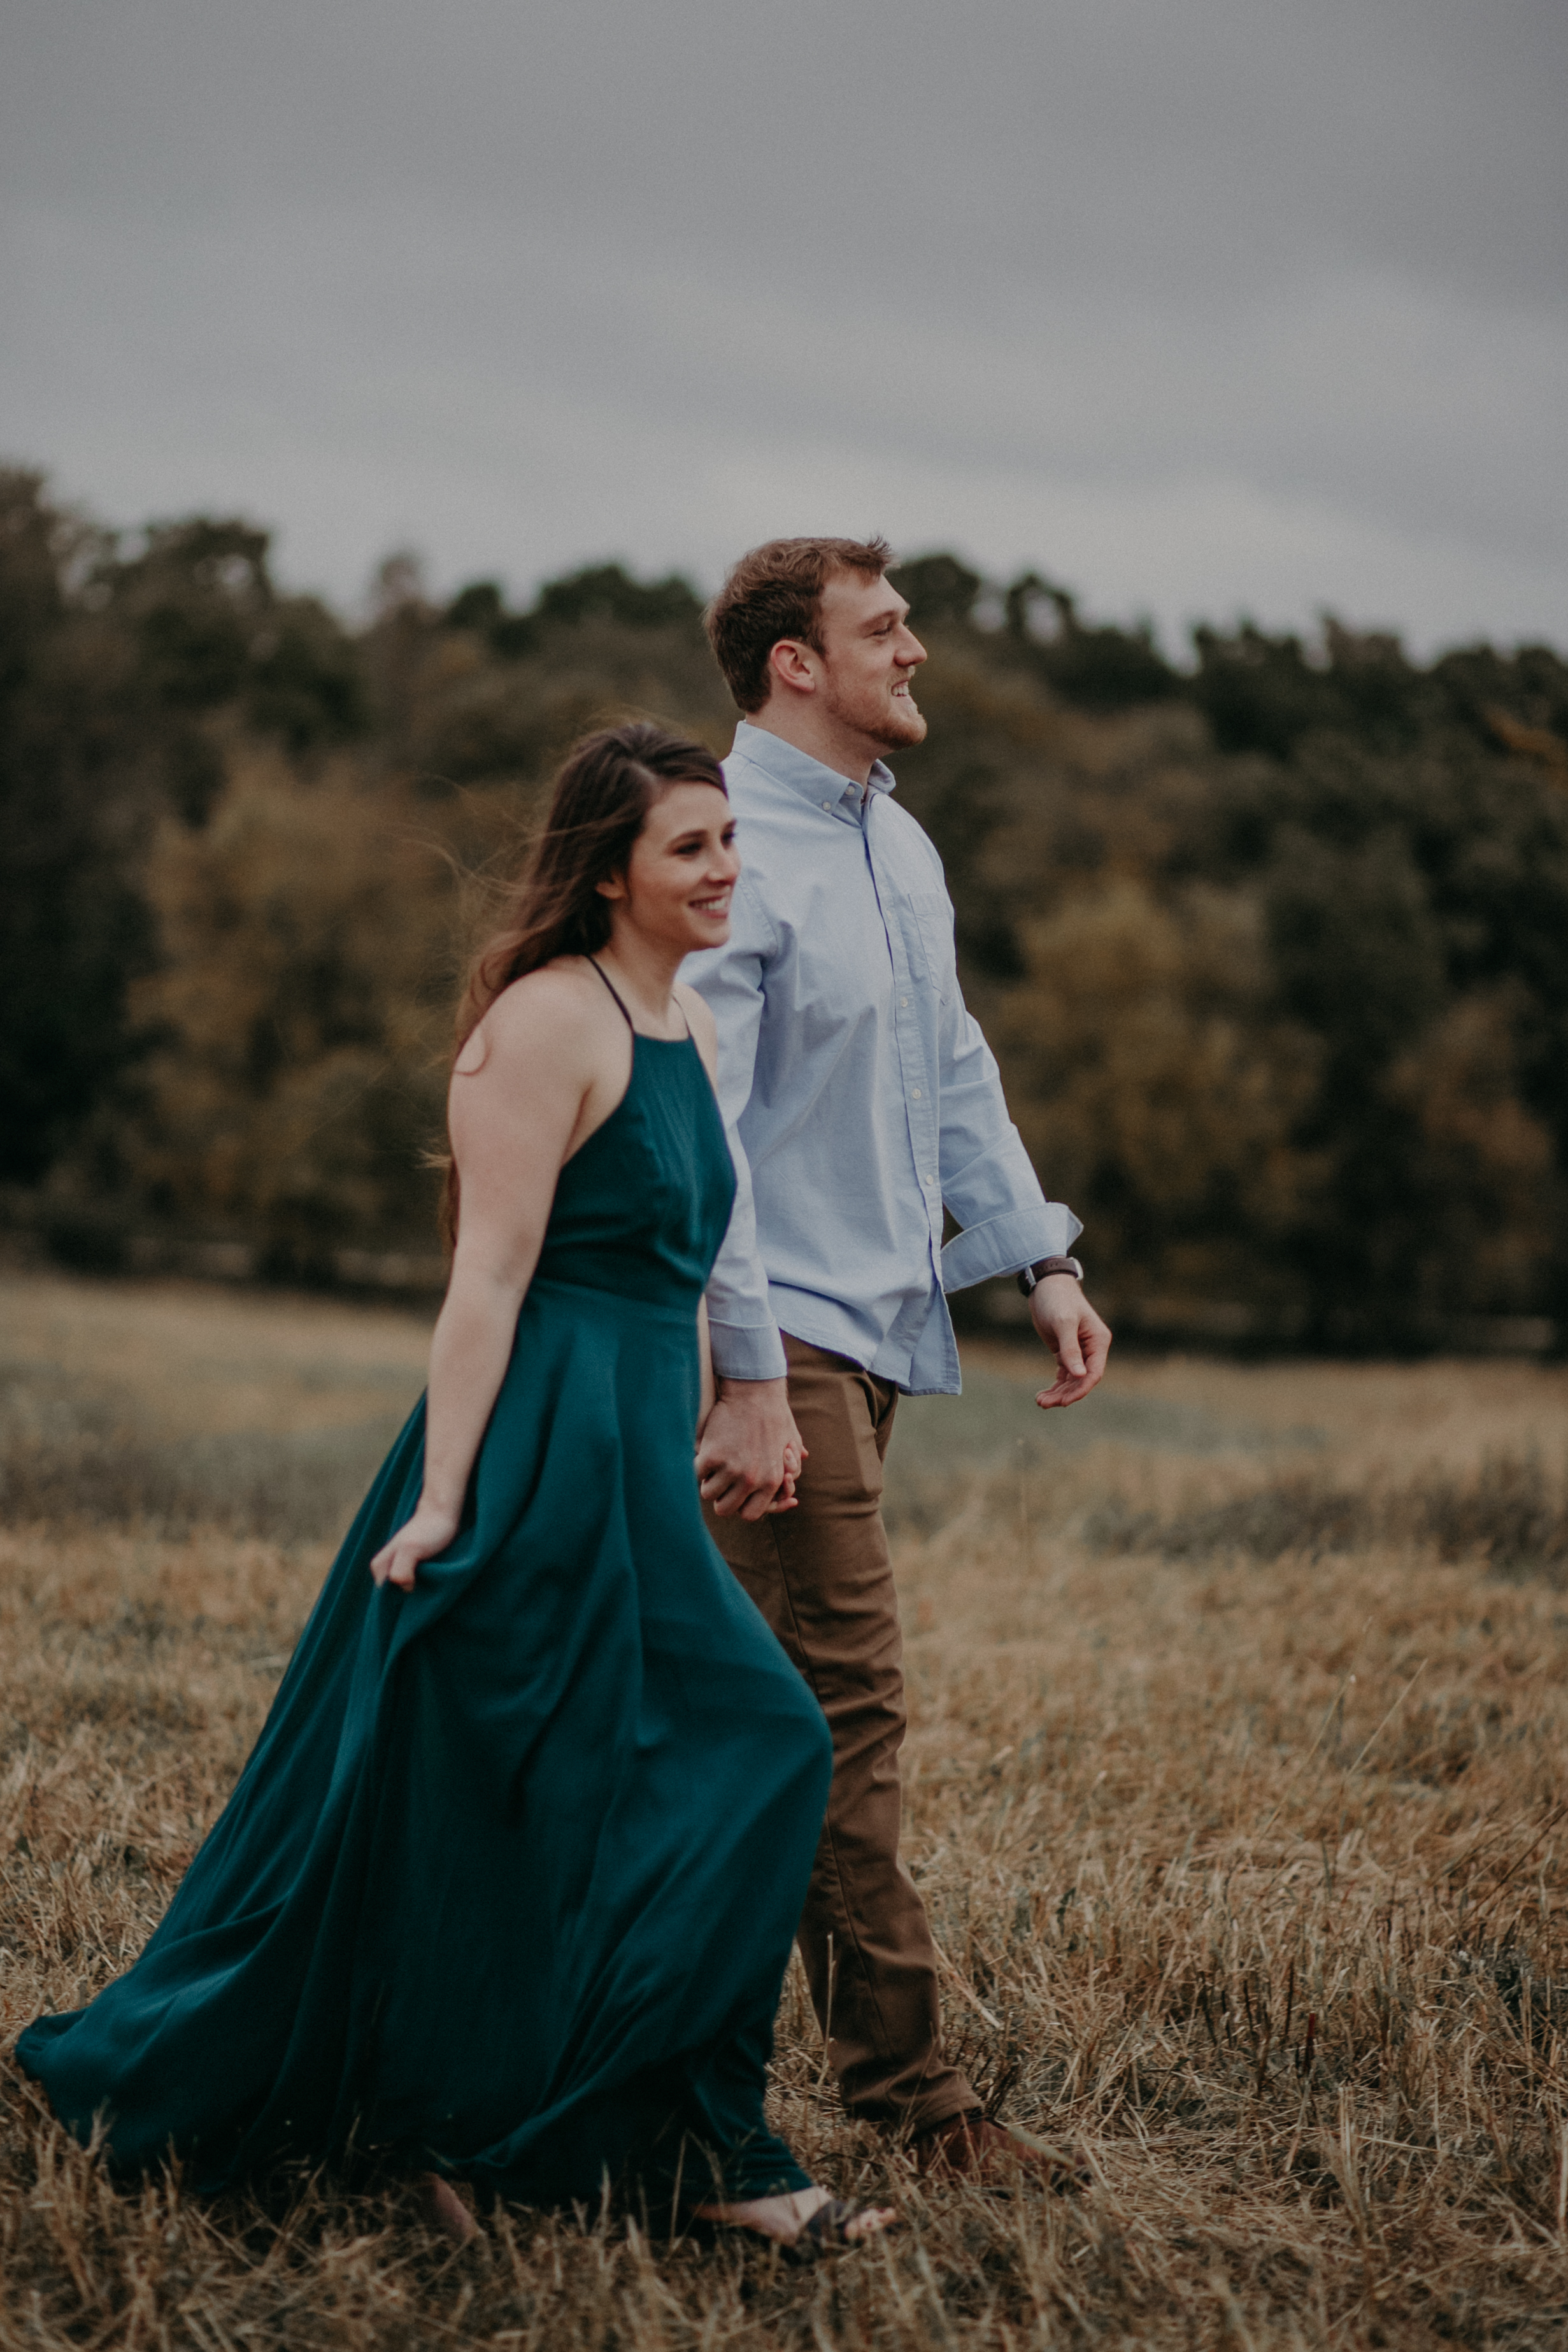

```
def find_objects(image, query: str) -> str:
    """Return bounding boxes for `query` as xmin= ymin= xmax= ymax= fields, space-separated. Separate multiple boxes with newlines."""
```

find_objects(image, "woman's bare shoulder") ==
xmin=674 ymin=981 xmax=715 ymax=1043
xmin=458 ymin=961 xmax=615 ymax=1074
xmin=674 ymin=983 xmax=718 ymax=1076
xmin=490 ymin=959 xmax=608 ymax=1024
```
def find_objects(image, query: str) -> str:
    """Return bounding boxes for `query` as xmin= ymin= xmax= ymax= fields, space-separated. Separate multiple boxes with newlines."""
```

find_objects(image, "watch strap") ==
xmin=1017 ymin=1255 xmax=1084 ymax=1297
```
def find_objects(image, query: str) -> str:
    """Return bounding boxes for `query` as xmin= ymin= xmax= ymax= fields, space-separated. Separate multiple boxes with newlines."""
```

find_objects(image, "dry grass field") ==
xmin=4 ymin=1267 xmax=1568 ymax=2349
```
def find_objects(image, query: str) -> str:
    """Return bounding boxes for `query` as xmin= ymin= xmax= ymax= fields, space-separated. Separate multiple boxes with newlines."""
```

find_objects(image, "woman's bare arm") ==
xmin=685 ymin=990 xmax=719 ymax=1437
xmin=696 ymin=1295 xmax=715 ymax=1433
xmin=679 ymin=984 xmax=801 ymax=1515
xmin=371 ymin=971 xmax=625 ymax=1590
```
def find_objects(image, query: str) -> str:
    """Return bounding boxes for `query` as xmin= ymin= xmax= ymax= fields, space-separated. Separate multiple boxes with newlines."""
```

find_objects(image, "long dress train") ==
xmin=17 ymin=1002 xmax=832 ymax=2212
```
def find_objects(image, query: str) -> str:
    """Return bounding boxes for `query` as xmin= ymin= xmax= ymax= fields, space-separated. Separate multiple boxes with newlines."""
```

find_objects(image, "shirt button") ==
xmin=899 ymin=996 xmax=909 ymax=1008
xmin=822 ymin=801 xmax=832 ymax=810
xmin=911 ymin=1087 xmax=922 ymax=1099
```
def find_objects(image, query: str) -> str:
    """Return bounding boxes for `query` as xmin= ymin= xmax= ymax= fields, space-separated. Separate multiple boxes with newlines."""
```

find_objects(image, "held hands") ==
xmin=369 ymin=1497 xmax=462 ymax=1591
xmin=1031 ymin=1275 xmax=1113 ymax=1410
xmin=695 ymin=1376 xmax=808 ymax=1521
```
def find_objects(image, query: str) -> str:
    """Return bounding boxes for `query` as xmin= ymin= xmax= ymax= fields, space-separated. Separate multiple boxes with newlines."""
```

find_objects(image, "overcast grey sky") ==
xmin=3 ymin=0 xmax=1565 ymax=652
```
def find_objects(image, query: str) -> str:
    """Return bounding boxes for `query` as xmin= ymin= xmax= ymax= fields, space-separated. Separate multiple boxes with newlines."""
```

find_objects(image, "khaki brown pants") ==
xmin=704 ymin=1335 xmax=978 ymax=2133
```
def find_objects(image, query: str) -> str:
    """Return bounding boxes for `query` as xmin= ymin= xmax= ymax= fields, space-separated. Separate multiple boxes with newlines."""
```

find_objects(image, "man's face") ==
xmin=811 ymin=571 xmax=929 ymax=753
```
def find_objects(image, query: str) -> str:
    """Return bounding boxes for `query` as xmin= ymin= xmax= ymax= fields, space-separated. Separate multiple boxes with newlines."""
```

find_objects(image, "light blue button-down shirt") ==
xmin=683 ymin=721 xmax=1081 ymax=1395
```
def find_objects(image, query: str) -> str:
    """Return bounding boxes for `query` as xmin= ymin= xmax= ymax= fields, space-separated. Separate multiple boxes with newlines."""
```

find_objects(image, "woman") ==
xmin=18 ymin=723 xmax=895 ymax=2253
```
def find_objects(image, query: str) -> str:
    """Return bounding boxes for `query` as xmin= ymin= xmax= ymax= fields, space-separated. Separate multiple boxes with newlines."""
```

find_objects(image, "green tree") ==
xmin=115 ymin=750 xmax=453 ymax=1265
xmin=0 ymin=471 xmax=153 ymax=1180
xmin=993 ymin=880 xmax=1322 ymax=1302
xmin=9 ymin=485 xmax=1567 ymax=1341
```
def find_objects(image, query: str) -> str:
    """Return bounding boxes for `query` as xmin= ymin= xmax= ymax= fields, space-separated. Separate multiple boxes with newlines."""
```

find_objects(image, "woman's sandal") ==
xmin=687 ymin=2197 xmax=898 ymax=2261
xmin=790 ymin=2197 xmax=898 ymax=2257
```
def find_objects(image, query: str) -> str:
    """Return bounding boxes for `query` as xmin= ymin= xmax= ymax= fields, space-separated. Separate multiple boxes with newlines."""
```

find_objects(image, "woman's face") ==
xmin=604 ymin=782 xmax=738 ymax=955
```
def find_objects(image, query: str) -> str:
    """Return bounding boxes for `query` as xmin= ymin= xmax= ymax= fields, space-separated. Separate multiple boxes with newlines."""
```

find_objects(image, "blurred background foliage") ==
xmin=3 ymin=467 xmax=1567 ymax=1344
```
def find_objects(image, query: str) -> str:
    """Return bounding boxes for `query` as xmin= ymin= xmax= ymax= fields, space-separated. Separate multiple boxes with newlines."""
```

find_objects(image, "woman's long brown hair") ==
xmin=438 ymin=721 xmax=727 ymax=1249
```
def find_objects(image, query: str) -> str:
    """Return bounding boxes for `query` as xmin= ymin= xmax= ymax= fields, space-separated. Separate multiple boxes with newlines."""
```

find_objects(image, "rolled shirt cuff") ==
xmin=939 ymin=1202 xmax=1083 ymax=1295
xmin=706 ymin=1315 xmax=790 ymax=1382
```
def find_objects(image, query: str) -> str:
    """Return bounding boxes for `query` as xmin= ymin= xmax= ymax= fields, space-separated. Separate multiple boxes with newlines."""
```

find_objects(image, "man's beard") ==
xmin=869 ymin=695 xmax=928 ymax=752
xmin=825 ymin=677 xmax=928 ymax=753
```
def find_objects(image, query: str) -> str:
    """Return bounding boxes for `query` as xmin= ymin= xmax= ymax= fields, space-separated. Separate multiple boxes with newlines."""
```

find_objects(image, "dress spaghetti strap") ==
xmin=585 ymin=957 xmax=692 ymax=1039
xmin=585 ymin=957 xmax=635 ymax=1031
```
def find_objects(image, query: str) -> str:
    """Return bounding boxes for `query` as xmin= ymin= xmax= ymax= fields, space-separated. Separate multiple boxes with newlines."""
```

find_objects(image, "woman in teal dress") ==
xmin=17 ymin=723 xmax=895 ymax=2253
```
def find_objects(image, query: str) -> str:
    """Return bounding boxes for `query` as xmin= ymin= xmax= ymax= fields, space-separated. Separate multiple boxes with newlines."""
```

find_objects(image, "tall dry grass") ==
xmin=4 ymin=1271 xmax=1568 ymax=2346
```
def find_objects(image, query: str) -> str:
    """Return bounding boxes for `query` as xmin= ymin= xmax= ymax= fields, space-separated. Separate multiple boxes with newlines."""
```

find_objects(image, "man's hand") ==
xmin=1030 ymin=1276 xmax=1112 ymax=1409
xmin=696 ymin=1376 xmax=807 ymax=1521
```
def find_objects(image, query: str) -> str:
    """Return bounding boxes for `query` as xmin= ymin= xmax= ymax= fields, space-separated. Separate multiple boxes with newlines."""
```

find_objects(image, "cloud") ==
xmin=3 ymin=0 xmax=1564 ymax=648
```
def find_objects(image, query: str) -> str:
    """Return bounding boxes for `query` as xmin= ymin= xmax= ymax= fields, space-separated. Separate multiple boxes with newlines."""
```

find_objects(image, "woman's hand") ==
xmin=370 ymin=1499 xmax=462 ymax=1591
xmin=696 ymin=1379 xmax=807 ymax=1520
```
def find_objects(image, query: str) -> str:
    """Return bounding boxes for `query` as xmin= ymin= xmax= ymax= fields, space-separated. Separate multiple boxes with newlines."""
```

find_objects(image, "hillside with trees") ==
xmin=4 ymin=467 xmax=1566 ymax=1347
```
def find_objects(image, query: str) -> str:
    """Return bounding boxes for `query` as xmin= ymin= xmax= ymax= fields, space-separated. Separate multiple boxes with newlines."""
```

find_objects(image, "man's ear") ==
xmin=767 ymin=637 xmax=818 ymax=697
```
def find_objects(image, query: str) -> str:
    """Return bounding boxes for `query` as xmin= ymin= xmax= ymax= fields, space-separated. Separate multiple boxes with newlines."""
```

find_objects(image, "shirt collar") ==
xmin=731 ymin=720 xmax=897 ymax=821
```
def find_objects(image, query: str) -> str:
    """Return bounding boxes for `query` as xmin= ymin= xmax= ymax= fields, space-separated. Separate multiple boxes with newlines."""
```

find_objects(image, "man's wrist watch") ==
xmin=1017 ymin=1255 xmax=1083 ymax=1297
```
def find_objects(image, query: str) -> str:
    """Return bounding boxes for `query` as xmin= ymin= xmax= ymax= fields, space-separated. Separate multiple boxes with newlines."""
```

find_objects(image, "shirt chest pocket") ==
xmin=900 ymin=889 xmax=955 ymax=992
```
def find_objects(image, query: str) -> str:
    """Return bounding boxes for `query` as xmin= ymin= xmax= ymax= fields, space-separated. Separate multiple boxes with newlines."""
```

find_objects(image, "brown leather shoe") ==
xmin=909 ymin=2113 xmax=1088 ymax=2193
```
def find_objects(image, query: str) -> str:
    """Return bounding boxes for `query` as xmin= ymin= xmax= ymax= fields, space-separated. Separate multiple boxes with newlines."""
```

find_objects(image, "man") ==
xmin=685 ymin=536 xmax=1112 ymax=2181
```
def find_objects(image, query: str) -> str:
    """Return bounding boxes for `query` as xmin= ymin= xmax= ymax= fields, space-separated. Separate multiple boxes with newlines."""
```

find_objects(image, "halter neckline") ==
xmin=585 ymin=956 xmax=692 ymax=1043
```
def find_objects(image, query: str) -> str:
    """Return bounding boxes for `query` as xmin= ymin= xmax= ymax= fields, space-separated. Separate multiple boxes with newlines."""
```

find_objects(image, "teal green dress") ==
xmin=18 ymin=1000 xmax=832 ymax=2213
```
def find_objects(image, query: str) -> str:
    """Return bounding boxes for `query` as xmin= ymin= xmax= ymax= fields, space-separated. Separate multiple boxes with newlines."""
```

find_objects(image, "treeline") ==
xmin=3 ymin=467 xmax=1567 ymax=1346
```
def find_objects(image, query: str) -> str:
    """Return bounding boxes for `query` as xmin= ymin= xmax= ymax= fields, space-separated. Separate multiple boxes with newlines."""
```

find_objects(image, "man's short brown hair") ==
xmin=704 ymin=536 xmax=892 ymax=713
